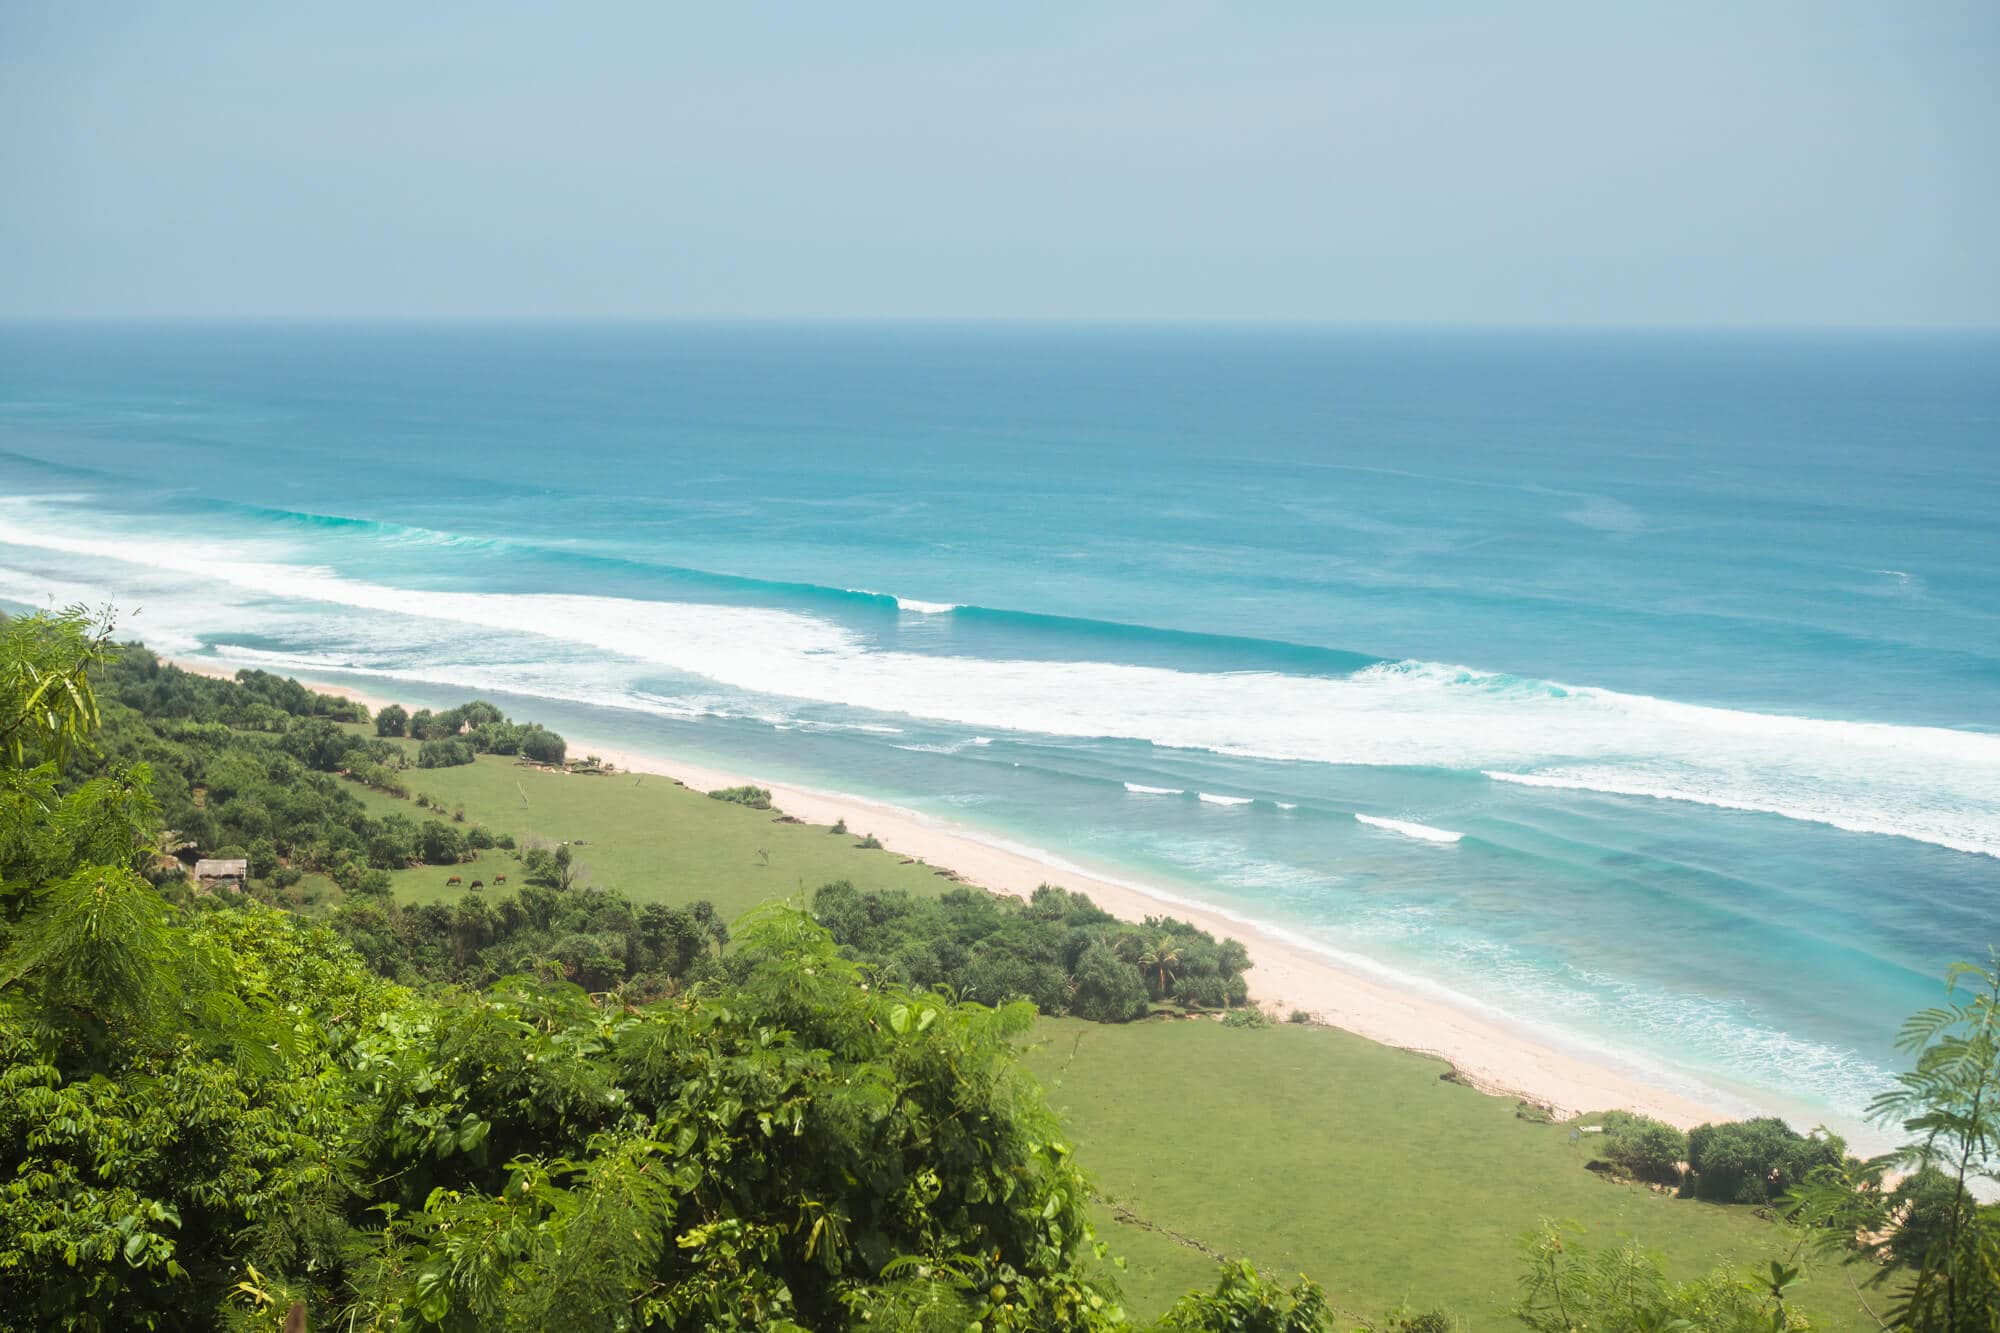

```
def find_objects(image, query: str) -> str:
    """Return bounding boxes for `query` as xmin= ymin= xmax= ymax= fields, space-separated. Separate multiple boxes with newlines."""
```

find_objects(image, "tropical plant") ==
xmin=1513 ymin=1221 xmax=1807 ymax=1333
xmin=1781 ymin=956 xmax=2000 ymax=1333
xmin=1139 ymin=934 xmax=1184 ymax=997
xmin=0 ymin=604 xmax=115 ymax=766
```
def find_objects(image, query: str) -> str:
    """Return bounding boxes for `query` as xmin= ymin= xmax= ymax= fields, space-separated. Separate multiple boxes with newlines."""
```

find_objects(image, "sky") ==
xmin=1 ymin=1 xmax=1995 ymax=324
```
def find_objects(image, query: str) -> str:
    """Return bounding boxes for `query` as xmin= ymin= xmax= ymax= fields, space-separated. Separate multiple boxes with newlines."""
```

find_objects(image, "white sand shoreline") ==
xmin=168 ymin=654 xmax=1734 ymax=1129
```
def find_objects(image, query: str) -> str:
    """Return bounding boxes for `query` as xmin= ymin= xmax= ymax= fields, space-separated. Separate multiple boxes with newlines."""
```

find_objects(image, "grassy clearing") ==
xmin=1023 ymin=1017 xmax=1876 ymax=1330
xmin=344 ymin=739 xmax=956 ymax=920
xmin=332 ymin=726 xmax=1875 ymax=1331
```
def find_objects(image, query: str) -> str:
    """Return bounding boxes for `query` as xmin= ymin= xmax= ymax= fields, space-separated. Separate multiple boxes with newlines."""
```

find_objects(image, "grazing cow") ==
xmin=494 ymin=873 xmax=507 ymax=885
xmin=469 ymin=880 xmax=484 ymax=890
xmin=446 ymin=874 xmax=462 ymax=886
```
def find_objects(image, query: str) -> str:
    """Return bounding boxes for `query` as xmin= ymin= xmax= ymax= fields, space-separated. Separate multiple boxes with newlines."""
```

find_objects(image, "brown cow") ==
xmin=494 ymin=874 xmax=508 ymax=885
xmin=446 ymin=875 xmax=462 ymax=886
xmin=469 ymin=880 xmax=484 ymax=890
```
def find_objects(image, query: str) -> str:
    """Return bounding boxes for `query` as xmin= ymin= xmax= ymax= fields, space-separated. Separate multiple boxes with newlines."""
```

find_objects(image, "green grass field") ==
xmin=1023 ymin=1018 xmax=1876 ymax=1329
xmin=336 ymin=725 xmax=1876 ymax=1330
xmin=347 ymin=737 xmax=956 ymax=919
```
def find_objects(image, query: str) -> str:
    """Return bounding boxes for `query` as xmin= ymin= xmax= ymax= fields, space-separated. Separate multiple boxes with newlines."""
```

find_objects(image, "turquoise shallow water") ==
xmin=2 ymin=323 xmax=1995 ymax=1140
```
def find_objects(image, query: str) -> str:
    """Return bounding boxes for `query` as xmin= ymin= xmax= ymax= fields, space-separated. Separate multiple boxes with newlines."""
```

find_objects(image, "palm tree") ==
xmin=1138 ymin=935 xmax=1182 ymax=999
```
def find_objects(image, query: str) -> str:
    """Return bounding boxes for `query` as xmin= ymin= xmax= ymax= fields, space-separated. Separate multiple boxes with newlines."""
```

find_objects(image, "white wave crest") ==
xmin=1198 ymin=792 xmax=1253 ymax=806
xmin=1123 ymin=782 xmax=1185 ymax=795
xmin=896 ymin=597 xmax=960 ymax=615
xmin=4 ymin=498 xmax=1997 ymax=859
xmin=1355 ymin=813 xmax=1463 ymax=844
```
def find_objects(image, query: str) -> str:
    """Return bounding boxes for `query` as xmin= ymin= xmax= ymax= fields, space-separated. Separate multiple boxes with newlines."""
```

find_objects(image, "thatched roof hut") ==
xmin=194 ymin=858 xmax=248 ymax=889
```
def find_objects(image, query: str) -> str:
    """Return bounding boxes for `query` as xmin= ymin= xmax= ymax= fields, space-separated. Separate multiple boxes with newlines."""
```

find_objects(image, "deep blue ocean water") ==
xmin=2 ymin=323 xmax=1995 ymax=1140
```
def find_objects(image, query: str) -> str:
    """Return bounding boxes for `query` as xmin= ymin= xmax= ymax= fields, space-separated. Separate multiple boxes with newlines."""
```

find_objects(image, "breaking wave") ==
xmin=2 ymin=498 xmax=1996 ymax=860
xmin=1355 ymin=813 xmax=1464 ymax=844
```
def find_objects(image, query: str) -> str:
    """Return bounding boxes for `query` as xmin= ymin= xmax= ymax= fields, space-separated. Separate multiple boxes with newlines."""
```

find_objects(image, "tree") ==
xmin=688 ymin=897 xmax=728 ymax=955
xmin=1598 ymin=1111 xmax=1687 ymax=1186
xmin=416 ymin=820 xmax=466 ymax=866
xmin=375 ymin=703 xmax=410 ymax=737
xmin=1868 ymin=955 xmax=2000 ymax=1332
xmin=1687 ymin=1117 xmax=1843 ymax=1203
xmin=417 ymin=737 xmax=475 ymax=768
xmin=1155 ymin=1260 xmax=1333 ymax=1332
xmin=525 ymin=842 xmax=579 ymax=893
xmin=518 ymin=725 xmax=566 ymax=765
xmin=0 ymin=605 xmax=115 ymax=766
xmin=1070 ymin=940 xmax=1148 ymax=1022
xmin=281 ymin=716 xmax=361 ymax=772
xmin=1139 ymin=934 xmax=1182 ymax=999
xmin=1514 ymin=1222 xmax=1802 ymax=1333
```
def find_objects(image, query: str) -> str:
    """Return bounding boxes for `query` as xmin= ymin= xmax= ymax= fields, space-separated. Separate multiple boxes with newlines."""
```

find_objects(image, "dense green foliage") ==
xmin=0 ymin=614 xmax=1124 ymax=1330
xmin=1787 ymin=957 xmax=2000 ymax=1333
xmin=5 ymin=612 xmax=1993 ymax=1333
xmin=332 ymin=880 xmax=729 ymax=993
xmin=82 ymin=647 xmax=577 ymax=899
xmin=813 ymin=880 xmax=1251 ymax=1020
xmin=709 ymin=785 xmax=775 ymax=810
xmin=1514 ymin=1224 xmax=1810 ymax=1333
xmin=416 ymin=736 xmax=474 ymax=768
xmin=1685 ymin=1118 xmax=1846 ymax=1204
xmin=1592 ymin=1110 xmax=1689 ymax=1185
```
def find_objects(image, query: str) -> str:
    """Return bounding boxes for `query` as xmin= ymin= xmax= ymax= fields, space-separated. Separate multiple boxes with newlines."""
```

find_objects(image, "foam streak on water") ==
xmin=4 ymin=503 xmax=1994 ymax=860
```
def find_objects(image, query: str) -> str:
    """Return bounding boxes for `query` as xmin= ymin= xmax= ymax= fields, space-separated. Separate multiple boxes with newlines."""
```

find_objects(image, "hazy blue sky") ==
xmin=2 ymin=2 xmax=1994 ymax=323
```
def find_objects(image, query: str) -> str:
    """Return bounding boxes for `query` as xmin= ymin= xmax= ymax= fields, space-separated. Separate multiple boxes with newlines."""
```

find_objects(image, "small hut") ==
xmin=194 ymin=858 xmax=248 ymax=892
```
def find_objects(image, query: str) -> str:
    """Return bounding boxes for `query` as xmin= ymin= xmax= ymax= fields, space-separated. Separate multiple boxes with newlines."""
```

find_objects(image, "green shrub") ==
xmin=374 ymin=702 xmax=409 ymax=736
xmin=1596 ymin=1111 xmax=1687 ymax=1185
xmin=1288 ymin=1009 xmax=1314 ymax=1024
xmin=416 ymin=820 xmax=465 ymax=865
xmin=830 ymin=817 xmax=848 ymax=835
xmin=708 ymin=784 xmax=774 ymax=810
xmin=518 ymin=724 xmax=566 ymax=765
xmin=1157 ymin=1260 xmax=1332 ymax=1331
xmin=1070 ymin=939 xmax=1149 ymax=1022
xmin=1685 ymin=1117 xmax=1844 ymax=1203
xmin=416 ymin=737 xmax=475 ymax=768
xmin=1176 ymin=974 xmax=1230 ymax=1009
xmin=857 ymin=833 xmax=883 ymax=849
xmin=1223 ymin=1006 xmax=1270 ymax=1029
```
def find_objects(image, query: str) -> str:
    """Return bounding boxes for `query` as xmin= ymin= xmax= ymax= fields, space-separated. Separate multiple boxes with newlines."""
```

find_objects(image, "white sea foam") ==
xmin=1355 ymin=813 xmax=1463 ymax=844
xmin=1276 ymin=802 xmax=1298 ymax=810
xmin=4 ymin=498 xmax=1997 ymax=860
xmin=1197 ymin=792 xmax=1253 ymax=806
xmin=895 ymin=597 xmax=960 ymax=615
xmin=1123 ymin=782 xmax=1185 ymax=795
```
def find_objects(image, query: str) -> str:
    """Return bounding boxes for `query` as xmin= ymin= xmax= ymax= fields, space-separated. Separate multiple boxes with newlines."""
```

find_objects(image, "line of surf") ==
xmin=4 ymin=491 xmax=1385 ymax=676
xmin=1355 ymin=813 xmax=1464 ymax=843
xmin=4 ymin=499 xmax=1997 ymax=859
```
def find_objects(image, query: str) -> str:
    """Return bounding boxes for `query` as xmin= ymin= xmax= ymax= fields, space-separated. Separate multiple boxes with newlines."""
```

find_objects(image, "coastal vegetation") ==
xmin=813 ymin=880 xmax=1250 ymax=1020
xmin=1 ymin=609 xmax=1994 ymax=1331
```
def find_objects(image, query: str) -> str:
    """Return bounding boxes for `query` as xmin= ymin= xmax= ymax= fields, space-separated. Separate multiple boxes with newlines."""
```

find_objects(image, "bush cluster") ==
xmin=813 ymin=880 xmax=1251 ymax=1022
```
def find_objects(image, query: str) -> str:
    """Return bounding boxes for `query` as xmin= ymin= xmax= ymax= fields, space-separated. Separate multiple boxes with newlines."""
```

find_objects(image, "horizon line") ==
xmin=2 ymin=314 xmax=1997 ymax=334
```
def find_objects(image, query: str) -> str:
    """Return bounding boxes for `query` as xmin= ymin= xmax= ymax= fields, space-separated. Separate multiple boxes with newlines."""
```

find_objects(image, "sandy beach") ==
xmin=171 ymin=655 xmax=1728 ymax=1128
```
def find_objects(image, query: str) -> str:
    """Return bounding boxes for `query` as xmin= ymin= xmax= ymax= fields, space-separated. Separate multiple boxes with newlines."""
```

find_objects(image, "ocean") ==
xmin=2 ymin=322 xmax=1995 ymax=1143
